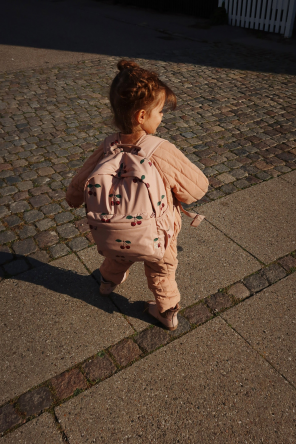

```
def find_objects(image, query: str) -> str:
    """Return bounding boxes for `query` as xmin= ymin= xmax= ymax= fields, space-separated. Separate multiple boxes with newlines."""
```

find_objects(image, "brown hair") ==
xmin=109 ymin=59 xmax=177 ymax=133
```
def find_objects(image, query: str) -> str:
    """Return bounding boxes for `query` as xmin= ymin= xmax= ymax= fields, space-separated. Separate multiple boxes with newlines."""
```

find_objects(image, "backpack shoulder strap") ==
xmin=136 ymin=134 xmax=166 ymax=158
xmin=102 ymin=133 xmax=165 ymax=158
xmin=103 ymin=133 xmax=120 ymax=156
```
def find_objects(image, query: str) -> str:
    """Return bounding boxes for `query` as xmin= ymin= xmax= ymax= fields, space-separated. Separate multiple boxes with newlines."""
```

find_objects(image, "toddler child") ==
xmin=66 ymin=60 xmax=209 ymax=330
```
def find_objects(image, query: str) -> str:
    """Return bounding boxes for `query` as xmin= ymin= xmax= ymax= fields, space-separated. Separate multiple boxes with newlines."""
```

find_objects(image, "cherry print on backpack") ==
xmin=84 ymin=133 xmax=175 ymax=262
xmin=126 ymin=215 xmax=143 ymax=226
xmin=165 ymin=226 xmax=173 ymax=239
xmin=117 ymin=162 xmax=127 ymax=178
xmin=109 ymin=193 xmax=121 ymax=206
xmin=116 ymin=239 xmax=131 ymax=250
xmin=132 ymin=174 xmax=149 ymax=188
xmin=140 ymin=158 xmax=152 ymax=167
xmin=154 ymin=238 xmax=161 ymax=249
xmin=100 ymin=213 xmax=112 ymax=223
xmin=157 ymin=195 xmax=166 ymax=210
xmin=87 ymin=183 xmax=101 ymax=197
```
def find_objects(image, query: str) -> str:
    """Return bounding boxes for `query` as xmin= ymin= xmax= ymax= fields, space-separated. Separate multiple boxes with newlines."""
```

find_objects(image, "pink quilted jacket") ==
xmin=66 ymin=137 xmax=209 ymax=227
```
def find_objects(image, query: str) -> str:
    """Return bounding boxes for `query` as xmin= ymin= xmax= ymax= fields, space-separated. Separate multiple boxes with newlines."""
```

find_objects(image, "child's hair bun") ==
xmin=110 ymin=59 xmax=177 ymax=133
xmin=117 ymin=59 xmax=139 ymax=72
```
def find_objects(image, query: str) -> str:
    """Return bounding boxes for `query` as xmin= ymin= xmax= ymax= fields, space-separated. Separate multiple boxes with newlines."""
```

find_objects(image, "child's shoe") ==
xmin=100 ymin=270 xmax=129 ymax=295
xmin=144 ymin=300 xmax=180 ymax=331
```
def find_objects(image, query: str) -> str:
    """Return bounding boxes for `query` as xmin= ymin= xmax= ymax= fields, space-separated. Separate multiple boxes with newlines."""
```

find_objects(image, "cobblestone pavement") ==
xmin=0 ymin=46 xmax=296 ymax=277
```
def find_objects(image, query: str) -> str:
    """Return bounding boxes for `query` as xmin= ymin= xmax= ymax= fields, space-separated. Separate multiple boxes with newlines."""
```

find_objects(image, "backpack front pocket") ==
xmin=87 ymin=217 xmax=165 ymax=262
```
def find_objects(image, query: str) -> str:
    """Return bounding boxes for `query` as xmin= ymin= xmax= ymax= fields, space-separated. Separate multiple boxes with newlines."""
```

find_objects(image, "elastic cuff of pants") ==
xmin=99 ymin=270 xmax=121 ymax=285
xmin=156 ymin=296 xmax=180 ymax=313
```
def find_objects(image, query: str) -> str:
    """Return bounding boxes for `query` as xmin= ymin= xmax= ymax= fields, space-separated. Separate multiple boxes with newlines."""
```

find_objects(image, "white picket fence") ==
xmin=218 ymin=0 xmax=296 ymax=37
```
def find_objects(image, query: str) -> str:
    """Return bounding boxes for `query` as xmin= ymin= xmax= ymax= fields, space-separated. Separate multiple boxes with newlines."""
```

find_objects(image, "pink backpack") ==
xmin=85 ymin=133 xmax=204 ymax=262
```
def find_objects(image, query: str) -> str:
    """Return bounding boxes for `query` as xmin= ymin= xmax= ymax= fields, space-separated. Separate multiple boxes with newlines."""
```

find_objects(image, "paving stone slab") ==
xmin=57 ymin=223 xmax=78 ymax=238
xmin=223 ymin=273 xmax=296 ymax=386
xmin=205 ymin=291 xmax=233 ymax=312
xmin=51 ymin=369 xmax=88 ymax=401
xmin=135 ymin=327 xmax=169 ymax=352
xmin=202 ymin=177 xmax=296 ymax=264
xmin=35 ymin=218 xmax=56 ymax=231
xmin=55 ymin=317 xmax=296 ymax=443
xmin=23 ymin=210 xmax=44 ymax=224
xmin=18 ymin=387 xmax=53 ymax=417
xmin=0 ymin=231 xmax=17 ymax=244
xmin=17 ymin=181 xmax=33 ymax=191
xmin=262 ymin=263 xmax=286 ymax=284
xmin=54 ymin=211 xmax=74 ymax=225
xmin=12 ymin=238 xmax=37 ymax=256
xmin=49 ymin=243 xmax=70 ymax=259
xmin=0 ymin=413 xmax=63 ymax=444
xmin=227 ymin=282 xmax=250 ymax=300
xmin=29 ymin=194 xmax=51 ymax=208
xmin=30 ymin=186 xmax=51 ymax=197
xmin=68 ymin=237 xmax=88 ymax=251
xmin=0 ymin=405 xmax=22 ymax=436
xmin=10 ymin=201 xmax=30 ymax=214
xmin=182 ymin=303 xmax=212 ymax=325
xmin=0 ymin=254 xmax=133 ymax=405
xmin=4 ymin=216 xmax=21 ymax=228
xmin=0 ymin=186 xmax=18 ymax=196
xmin=27 ymin=251 xmax=50 ymax=267
xmin=278 ymin=255 xmax=296 ymax=271
xmin=168 ymin=315 xmax=191 ymax=338
xmin=109 ymin=339 xmax=142 ymax=367
xmin=78 ymin=221 xmax=260 ymax=331
xmin=34 ymin=231 xmax=59 ymax=248
xmin=17 ymin=225 xmax=37 ymax=240
xmin=243 ymin=273 xmax=269 ymax=293
xmin=74 ymin=217 xmax=90 ymax=234
xmin=82 ymin=354 xmax=116 ymax=382
xmin=41 ymin=204 xmax=62 ymax=216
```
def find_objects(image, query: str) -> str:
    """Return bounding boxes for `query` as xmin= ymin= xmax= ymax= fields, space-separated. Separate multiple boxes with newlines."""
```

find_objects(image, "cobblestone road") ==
xmin=0 ymin=46 xmax=296 ymax=278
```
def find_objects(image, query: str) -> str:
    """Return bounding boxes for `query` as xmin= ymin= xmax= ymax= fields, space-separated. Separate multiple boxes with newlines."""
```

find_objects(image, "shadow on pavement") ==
xmin=0 ymin=251 xmax=156 ymax=325
xmin=1 ymin=0 xmax=296 ymax=75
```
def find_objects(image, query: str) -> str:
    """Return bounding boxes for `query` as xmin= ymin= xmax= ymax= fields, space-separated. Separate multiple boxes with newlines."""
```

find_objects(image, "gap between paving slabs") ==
xmin=1 ymin=250 xmax=295 ymax=439
xmin=216 ymin=320 xmax=296 ymax=395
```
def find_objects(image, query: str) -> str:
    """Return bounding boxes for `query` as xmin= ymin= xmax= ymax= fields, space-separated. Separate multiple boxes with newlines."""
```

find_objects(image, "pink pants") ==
xmin=100 ymin=220 xmax=180 ymax=313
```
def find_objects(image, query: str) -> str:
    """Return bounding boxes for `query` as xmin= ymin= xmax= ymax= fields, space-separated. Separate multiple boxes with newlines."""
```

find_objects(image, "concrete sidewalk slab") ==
xmin=280 ymin=171 xmax=296 ymax=187
xmin=201 ymin=177 xmax=296 ymax=264
xmin=176 ymin=220 xmax=260 ymax=303
xmin=0 ymin=254 xmax=133 ymax=405
xmin=0 ymin=413 xmax=63 ymax=444
xmin=223 ymin=273 xmax=296 ymax=386
xmin=78 ymin=221 xmax=260 ymax=331
xmin=55 ymin=317 xmax=296 ymax=443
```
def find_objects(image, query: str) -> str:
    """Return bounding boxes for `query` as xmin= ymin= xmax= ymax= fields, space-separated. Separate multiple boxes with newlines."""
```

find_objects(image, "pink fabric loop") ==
xmin=177 ymin=201 xmax=205 ymax=227
xmin=190 ymin=213 xmax=205 ymax=227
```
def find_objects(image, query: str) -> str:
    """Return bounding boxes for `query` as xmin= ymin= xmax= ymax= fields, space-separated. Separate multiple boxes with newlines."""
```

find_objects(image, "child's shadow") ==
xmin=110 ymin=290 xmax=155 ymax=326
xmin=1 ymin=252 xmax=155 ymax=326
